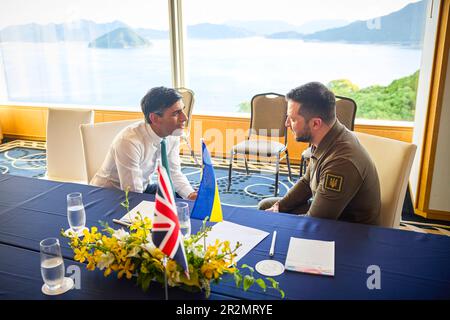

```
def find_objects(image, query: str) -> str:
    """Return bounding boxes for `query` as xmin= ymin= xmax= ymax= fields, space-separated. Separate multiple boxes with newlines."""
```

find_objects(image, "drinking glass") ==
xmin=176 ymin=202 xmax=191 ymax=238
xmin=67 ymin=192 xmax=86 ymax=236
xmin=40 ymin=238 xmax=65 ymax=292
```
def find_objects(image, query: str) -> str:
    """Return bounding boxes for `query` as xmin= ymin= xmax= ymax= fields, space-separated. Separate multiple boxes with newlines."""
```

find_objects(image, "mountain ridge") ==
xmin=88 ymin=27 xmax=151 ymax=49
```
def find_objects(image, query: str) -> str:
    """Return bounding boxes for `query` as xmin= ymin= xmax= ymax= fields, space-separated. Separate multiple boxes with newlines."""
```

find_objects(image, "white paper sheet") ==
xmin=285 ymin=237 xmax=335 ymax=276
xmin=205 ymin=221 xmax=269 ymax=262
xmin=119 ymin=200 xmax=155 ymax=223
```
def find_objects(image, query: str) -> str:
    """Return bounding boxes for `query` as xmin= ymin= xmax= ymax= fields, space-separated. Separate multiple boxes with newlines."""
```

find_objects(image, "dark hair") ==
xmin=141 ymin=87 xmax=182 ymax=123
xmin=286 ymin=82 xmax=336 ymax=125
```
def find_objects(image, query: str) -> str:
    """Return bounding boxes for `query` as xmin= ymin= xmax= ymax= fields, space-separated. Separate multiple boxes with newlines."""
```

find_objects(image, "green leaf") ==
xmin=243 ymin=275 xmax=254 ymax=291
xmin=279 ymin=289 xmax=285 ymax=299
xmin=141 ymin=274 xmax=152 ymax=292
xmin=255 ymin=278 xmax=266 ymax=291
xmin=234 ymin=272 xmax=242 ymax=288
xmin=266 ymin=277 xmax=279 ymax=289
xmin=241 ymin=264 xmax=254 ymax=273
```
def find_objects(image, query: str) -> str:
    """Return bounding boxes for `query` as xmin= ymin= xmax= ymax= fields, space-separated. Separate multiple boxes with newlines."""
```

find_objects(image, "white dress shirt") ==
xmin=91 ymin=120 xmax=195 ymax=199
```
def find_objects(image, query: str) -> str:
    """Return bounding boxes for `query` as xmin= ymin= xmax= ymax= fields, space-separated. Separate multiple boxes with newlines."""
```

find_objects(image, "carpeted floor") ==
xmin=0 ymin=140 xmax=47 ymax=177
xmin=1 ymin=139 xmax=449 ymax=235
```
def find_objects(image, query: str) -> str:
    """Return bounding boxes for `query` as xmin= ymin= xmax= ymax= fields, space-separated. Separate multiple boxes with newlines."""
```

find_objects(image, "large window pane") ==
xmin=183 ymin=0 xmax=428 ymax=121
xmin=0 ymin=0 xmax=171 ymax=109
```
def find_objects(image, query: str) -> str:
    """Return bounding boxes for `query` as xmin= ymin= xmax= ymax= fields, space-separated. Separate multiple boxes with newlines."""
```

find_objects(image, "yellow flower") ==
xmin=101 ymin=235 xmax=118 ymax=249
xmin=118 ymin=259 xmax=135 ymax=279
xmin=115 ymin=248 xmax=129 ymax=263
xmin=130 ymin=215 xmax=152 ymax=232
xmin=71 ymin=236 xmax=80 ymax=247
xmin=86 ymin=256 xmax=96 ymax=271
xmin=62 ymin=188 xmax=275 ymax=298
xmin=74 ymin=246 xmax=89 ymax=263
xmin=104 ymin=264 xmax=119 ymax=277
xmin=166 ymin=260 xmax=177 ymax=272
xmin=81 ymin=229 xmax=96 ymax=244
xmin=222 ymin=240 xmax=231 ymax=253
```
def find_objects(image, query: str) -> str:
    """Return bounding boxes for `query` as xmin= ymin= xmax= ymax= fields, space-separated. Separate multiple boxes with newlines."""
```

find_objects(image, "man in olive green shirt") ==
xmin=259 ymin=82 xmax=381 ymax=225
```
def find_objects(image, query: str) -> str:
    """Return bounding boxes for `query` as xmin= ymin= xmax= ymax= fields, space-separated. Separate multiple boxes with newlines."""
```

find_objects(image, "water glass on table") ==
xmin=40 ymin=237 xmax=73 ymax=295
xmin=176 ymin=202 xmax=191 ymax=238
xmin=66 ymin=192 xmax=87 ymax=237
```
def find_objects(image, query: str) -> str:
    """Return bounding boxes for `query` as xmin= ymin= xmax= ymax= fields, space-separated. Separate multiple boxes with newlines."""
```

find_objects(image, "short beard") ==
xmin=295 ymin=124 xmax=312 ymax=143
xmin=295 ymin=134 xmax=312 ymax=143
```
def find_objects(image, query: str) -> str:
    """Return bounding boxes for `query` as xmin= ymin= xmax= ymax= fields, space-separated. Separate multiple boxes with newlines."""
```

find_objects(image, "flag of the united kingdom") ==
xmin=152 ymin=165 xmax=189 ymax=275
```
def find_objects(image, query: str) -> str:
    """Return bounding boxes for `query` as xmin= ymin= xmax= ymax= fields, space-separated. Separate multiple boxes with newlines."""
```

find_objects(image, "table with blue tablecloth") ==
xmin=1 ymin=174 xmax=449 ymax=300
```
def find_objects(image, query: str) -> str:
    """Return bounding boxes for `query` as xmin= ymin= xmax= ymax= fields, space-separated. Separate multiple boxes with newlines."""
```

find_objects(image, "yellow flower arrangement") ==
xmin=62 ymin=192 xmax=285 ymax=299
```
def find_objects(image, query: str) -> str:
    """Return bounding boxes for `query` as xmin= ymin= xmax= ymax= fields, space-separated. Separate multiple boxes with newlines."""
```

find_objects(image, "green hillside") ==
xmin=237 ymin=71 xmax=419 ymax=121
xmin=329 ymin=70 xmax=419 ymax=121
xmin=88 ymin=27 xmax=151 ymax=49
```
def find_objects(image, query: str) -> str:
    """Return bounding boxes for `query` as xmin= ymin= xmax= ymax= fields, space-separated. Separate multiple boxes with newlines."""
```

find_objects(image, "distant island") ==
xmin=88 ymin=27 xmax=151 ymax=49
xmin=0 ymin=0 xmax=426 ymax=46
xmin=266 ymin=0 xmax=427 ymax=46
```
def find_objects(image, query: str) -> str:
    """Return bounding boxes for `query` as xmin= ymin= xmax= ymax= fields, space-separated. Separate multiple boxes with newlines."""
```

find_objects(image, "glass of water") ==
xmin=40 ymin=237 xmax=65 ymax=292
xmin=67 ymin=192 xmax=86 ymax=236
xmin=176 ymin=202 xmax=191 ymax=238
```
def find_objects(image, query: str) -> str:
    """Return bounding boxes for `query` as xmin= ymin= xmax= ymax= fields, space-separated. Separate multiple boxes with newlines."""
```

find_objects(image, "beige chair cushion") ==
xmin=355 ymin=132 xmax=416 ymax=228
xmin=233 ymin=140 xmax=286 ymax=157
xmin=46 ymin=108 xmax=94 ymax=183
xmin=336 ymin=98 xmax=356 ymax=131
xmin=177 ymin=88 xmax=194 ymax=129
xmin=80 ymin=119 xmax=141 ymax=182
xmin=251 ymin=94 xmax=287 ymax=137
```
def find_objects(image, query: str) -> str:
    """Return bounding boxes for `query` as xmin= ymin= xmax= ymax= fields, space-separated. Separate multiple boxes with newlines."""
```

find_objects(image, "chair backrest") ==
xmin=80 ymin=119 xmax=141 ymax=182
xmin=335 ymin=95 xmax=357 ymax=131
xmin=177 ymin=88 xmax=195 ymax=132
xmin=355 ymin=132 xmax=416 ymax=228
xmin=250 ymin=93 xmax=287 ymax=139
xmin=46 ymin=108 xmax=94 ymax=182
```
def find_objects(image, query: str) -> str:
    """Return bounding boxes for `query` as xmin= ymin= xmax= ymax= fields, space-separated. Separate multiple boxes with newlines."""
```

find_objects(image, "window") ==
xmin=0 ymin=0 xmax=430 ymax=121
xmin=183 ymin=0 xmax=428 ymax=121
xmin=0 ymin=0 xmax=171 ymax=109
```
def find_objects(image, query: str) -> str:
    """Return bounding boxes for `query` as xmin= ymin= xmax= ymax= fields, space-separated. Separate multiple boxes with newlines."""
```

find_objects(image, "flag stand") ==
xmin=163 ymin=256 xmax=169 ymax=300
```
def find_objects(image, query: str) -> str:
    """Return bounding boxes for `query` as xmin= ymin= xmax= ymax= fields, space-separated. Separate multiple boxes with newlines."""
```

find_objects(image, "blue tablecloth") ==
xmin=1 ymin=174 xmax=450 ymax=299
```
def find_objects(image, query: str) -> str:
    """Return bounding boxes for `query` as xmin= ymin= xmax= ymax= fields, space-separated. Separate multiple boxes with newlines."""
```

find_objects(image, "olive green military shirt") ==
xmin=279 ymin=120 xmax=381 ymax=225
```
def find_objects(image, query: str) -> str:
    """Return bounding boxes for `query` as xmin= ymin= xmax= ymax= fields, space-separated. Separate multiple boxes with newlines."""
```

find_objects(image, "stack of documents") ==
xmin=205 ymin=221 xmax=269 ymax=262
xmin=118 ymin=201 xmax=155 ymax=224
xmin=285 ymin=237 xmax=335 ymax=276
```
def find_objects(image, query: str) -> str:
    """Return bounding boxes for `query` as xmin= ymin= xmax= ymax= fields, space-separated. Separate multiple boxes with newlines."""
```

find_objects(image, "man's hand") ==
xmin=265 ymin=202 xmax=279 ymax=212
xmin=187 ymin=191 xmax=198 ymax=200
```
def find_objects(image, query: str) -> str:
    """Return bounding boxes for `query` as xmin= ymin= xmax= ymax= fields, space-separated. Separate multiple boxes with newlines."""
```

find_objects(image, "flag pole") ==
xmin=163 ymin=255 xmax=169 ymax=300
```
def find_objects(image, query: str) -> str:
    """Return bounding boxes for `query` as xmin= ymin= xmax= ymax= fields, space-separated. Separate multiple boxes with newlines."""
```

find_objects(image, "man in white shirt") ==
xmin=91 ymin=87 xmax=198 ymax=200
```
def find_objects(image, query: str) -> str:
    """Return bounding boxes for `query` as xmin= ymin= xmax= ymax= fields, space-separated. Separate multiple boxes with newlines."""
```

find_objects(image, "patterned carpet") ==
xmin=0 ymin=140 xmax=46 ymax=177
xmin=1 ymin=139 xmax=449 ymax=236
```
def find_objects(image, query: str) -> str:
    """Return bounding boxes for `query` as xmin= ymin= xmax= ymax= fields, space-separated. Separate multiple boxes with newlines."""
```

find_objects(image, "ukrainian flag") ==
xmin=190 ymin=141 xmax=223 ymax=222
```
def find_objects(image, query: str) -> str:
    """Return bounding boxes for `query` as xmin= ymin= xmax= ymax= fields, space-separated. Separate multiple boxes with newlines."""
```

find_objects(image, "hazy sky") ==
xmin=0 ymin=0 xmax=424 ymax=29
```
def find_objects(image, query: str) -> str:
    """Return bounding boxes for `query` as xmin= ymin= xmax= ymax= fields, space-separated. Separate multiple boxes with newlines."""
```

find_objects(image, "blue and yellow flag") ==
xmin=190 ymin=141 xmax=223 ymax=222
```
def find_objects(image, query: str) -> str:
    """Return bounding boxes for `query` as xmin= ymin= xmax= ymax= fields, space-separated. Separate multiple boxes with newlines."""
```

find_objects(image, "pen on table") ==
xmin=112 ymin=219 xmax=131 ymax=228
xmin=269 ymin=231 xmax=277 ymax=257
